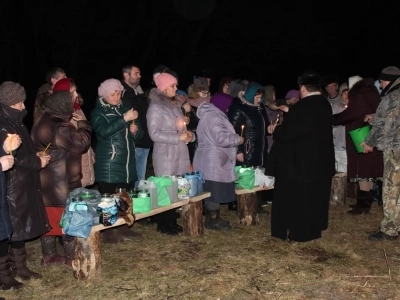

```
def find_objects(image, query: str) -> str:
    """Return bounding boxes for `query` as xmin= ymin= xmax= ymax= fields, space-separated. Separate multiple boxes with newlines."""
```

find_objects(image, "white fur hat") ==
xmin=348 ymin=76 xmax=363 ymax=90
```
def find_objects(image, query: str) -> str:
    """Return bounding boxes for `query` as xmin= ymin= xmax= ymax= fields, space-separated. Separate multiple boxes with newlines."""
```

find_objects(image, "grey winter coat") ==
xmin=193 ymin=102 xmax=241 ymax=183
xmin=147 ymin=88 xmax=194 ymax=176
xmin=366 ymin=77 xmax=400 ymax=151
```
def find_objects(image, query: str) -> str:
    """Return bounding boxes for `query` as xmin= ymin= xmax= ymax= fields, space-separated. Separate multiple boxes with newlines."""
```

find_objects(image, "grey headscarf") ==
xmin=0 ymin=81 xmax=26 ymax=106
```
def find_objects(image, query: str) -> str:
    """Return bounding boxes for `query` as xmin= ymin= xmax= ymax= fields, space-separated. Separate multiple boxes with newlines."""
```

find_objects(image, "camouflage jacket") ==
xmin=366 ymin=77 xmax=400 ymax=151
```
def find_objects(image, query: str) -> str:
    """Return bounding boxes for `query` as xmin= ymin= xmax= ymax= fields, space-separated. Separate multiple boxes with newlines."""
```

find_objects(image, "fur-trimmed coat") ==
xmin=147 ymin=88 xmax=194 ymax=176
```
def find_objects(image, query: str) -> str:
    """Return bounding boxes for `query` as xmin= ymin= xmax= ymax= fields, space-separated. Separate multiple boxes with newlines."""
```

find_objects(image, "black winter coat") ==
xmin=227 ymin=97 xmax=269 ymax=167
xmin=0 ymin=104 xmax=50 ymax=241
xmin=121 ymin=82 xmax=153 ymax=149
xmin=0 ymin=148 xmax=12 ymax=241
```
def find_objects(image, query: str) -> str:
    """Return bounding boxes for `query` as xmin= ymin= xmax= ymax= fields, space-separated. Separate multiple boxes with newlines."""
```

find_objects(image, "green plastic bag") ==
xmin=147 ymin=176 xmax=173 ymax=207
xmin=132 ymin=197 xmax=151 ymax=213
xmin=234 ymin=166 xmax=255 ymax=190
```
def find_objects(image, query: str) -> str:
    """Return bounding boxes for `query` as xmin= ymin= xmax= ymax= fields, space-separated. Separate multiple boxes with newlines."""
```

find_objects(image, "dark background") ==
xmin=0 ymin=0 xmax=398 ymax=130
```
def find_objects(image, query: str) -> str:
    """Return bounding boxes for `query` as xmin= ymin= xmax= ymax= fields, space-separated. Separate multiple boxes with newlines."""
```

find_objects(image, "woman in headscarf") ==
xmin=0 ymin=81 xmax=50 ymax=289
xmin=147 ymin=73 xmax=195 ymax=235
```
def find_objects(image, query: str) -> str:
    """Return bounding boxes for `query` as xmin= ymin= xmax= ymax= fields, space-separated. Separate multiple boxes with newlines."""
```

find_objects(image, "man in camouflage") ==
xmin=362 ymin=66 xmax=400 ymax=241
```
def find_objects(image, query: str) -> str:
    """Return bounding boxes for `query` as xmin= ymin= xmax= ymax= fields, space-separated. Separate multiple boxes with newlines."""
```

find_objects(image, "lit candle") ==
xmin=240 ymin=125 xmax=244 ymax=137
xmin=43 ymin=143 xmax=51 ymax=154
xmin=276 ymin=114 xmax=280 ymax=124
xmin=183 ymin=122 xmax=187 ymax=131
xmin=7 ymin=134 xmax=12 ymax=155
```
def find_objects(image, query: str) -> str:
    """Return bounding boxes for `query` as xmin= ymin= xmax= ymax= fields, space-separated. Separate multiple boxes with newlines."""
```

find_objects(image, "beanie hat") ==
xmin=297 ymin=70 xmax=321 ymax=86
xmin=193 ymin=77 xmax=209 ymax=93
xmin=339 ymin=83 xmax=349 ymax=95
xmin=243 ymin=83 xmax=264 ymax=104
xmin=0 ymin=81 xmax=26 ymax=106
xmin=348 ymin=76 xmax=363 ymax=90
xmin=152 ymin=65 xmax=178 ymax=82
xmin=379 ymin=66 xmax=400 ymax=82
xmin=210 ymin=92 xmax=233 ymax=114
xmin=45 ymin=91 xmax=74 ymax=115
xmin=53 ymin=78 xmax=72 ymax=92
xmin=285 ymin=89 xmax=299 ymax=99
xmin=154 ymin=73 xmax=178 ymax=91
xmin=98 ymin=79 xmax=124 ymax=98
xmin=322 ymin=74 xmax=339 ymax=86
xmin=176 ymin=89 xmax=188 ymax=97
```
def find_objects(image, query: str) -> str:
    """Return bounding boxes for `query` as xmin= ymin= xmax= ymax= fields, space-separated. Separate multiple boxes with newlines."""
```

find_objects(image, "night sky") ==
xmin=0 ymin=0 xmax=398 ymax=129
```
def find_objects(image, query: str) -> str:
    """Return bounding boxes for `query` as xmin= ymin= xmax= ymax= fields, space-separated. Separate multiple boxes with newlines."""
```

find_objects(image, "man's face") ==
xmin=380 ymin=80 xmax=390 ymax=90
xmin=125 ymin=67 xmax=141 ymax=88
xmin=51 ymin=72 xmax=66 ymax=87
xmin=325 ymin=83 xmax=338 ymax=97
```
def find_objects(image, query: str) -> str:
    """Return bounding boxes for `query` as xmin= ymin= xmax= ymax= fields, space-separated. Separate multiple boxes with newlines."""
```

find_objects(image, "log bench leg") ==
xmin=73 ymin=231 xmax=101 ymax=279
xmin=182 ymin=201 xmax=204 ymax=237
xmin=237 ymin=193 xmax=259 ymax=226
xmin=330 ymin=173 xmax=347 ymax=206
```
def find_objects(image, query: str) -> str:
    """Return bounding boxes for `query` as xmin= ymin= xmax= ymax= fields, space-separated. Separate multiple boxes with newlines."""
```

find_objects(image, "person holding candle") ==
xmin=0 ymin=81 xmax=51 ymax=287
xmin=147 ymin=72 xmax=195 ymax=235
xmin=91 ymin=79 xmax=143 ymax=243
xmin=194 ymin=100 xmax=243 ymax=230
xmin=227 ymin=82 xmax=270 ymax=212
xmin=31 ymin=90 xmax=93 ymax=266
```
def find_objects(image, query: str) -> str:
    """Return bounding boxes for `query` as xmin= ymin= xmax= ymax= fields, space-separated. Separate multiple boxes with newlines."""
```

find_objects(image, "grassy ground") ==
xmin=2 ymin=199 xmax=400 ymax=300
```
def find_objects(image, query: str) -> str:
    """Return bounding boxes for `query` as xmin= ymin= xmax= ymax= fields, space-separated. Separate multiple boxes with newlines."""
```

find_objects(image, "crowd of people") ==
xmin=1 ymin=63 xmax=400 ymax=291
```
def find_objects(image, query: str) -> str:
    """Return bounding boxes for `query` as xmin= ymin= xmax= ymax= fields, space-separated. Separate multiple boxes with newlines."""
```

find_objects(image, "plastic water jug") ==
xmin=166 ymin=176 xmax=179 ymax=203
xmin=138 ymin=180 xmax=157 ymax=209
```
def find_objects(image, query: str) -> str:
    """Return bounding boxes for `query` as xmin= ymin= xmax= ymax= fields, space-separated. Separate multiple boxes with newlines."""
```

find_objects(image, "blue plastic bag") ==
xmin=60 ymin=200 xmax=93 ymax=238
xmin=184 ymin=170 xmax=205 ymax=197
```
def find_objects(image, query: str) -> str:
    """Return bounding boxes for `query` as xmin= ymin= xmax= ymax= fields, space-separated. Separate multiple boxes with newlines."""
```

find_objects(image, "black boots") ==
xmin=0 ymin=255 xmax=24 ymax=290
xmin=9 ymin=247 xmax=42 ymax=280
xmin=348 ymin=190 xmax=373 ymax=214
xmin=40 ymin=236 xmax=66 ymax=266
xmin=204 ymin=208 xmax=232 ymax=231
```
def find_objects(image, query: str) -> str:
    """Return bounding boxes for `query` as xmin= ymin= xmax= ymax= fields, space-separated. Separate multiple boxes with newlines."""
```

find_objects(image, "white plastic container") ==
xmin=138 ymin=180 xmax=158 ymax=209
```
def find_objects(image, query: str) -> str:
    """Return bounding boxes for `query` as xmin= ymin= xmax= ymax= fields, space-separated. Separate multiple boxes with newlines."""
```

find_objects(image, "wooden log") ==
xmin=182 ymin=201 xmax=204 ymax=237
xmin=237 ymin=193 xmax=259 ymax=225
xmin=330 ymin=172 xmax=347 ymax=206
xmin=73 ymin=232 xmax=101 ymax=279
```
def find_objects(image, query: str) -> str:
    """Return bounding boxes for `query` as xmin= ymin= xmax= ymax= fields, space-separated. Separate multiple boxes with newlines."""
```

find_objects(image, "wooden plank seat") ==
xmin=235 ymin=186 xmax=274 ymax=226
xmin=72 ymin=192 xmax=210 ymax=279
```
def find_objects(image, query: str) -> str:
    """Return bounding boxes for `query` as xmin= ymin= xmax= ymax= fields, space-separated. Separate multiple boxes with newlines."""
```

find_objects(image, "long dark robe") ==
xmin=270 ymin=94 xmax=335 ymax=242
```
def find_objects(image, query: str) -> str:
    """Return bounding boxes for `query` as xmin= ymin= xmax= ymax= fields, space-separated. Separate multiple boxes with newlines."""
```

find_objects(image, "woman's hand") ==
xmin=0 ymin=155 xmax=14 ymax=171
xmin=129 ymin=123 xmax=138 ymax=135
xmin=236 ymin=153 xmax=244 ymax=162
xmin=268 ymin=124 xmax=278 ymax=134
xmin=72 ymin=112 xmax=84 ymax=122
xmin=184 ymin=116 xmax=190 ymax=124
xmin=364 ymin=115 xmax=373 ymax=122
xmin=37 ymin=153 xmax=51 ymax=168
xmin=123 ymin=109 xmax=138 ymax=122
xmin=278 ymin=105 xmax=289 ymax=113
xmin=183 ymin=103 xmax=191 ymax=113
xmin=3 ymin=134 xmax=21 ymax=153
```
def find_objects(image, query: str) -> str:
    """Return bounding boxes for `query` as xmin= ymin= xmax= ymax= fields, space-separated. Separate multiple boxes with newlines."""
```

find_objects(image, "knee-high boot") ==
xmin=0 ymin=255 xmax=23 ymax=290
xmin=9 ymin=246 xmax=42 ymax=280
xmin=62 ymin=235 xmax=75 ymax=267
xmin=40 ymin=236 xmax=65 ymax=266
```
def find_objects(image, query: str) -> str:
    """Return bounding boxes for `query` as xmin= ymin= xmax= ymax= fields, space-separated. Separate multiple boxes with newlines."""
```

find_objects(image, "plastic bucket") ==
xmin=348 ymin=125 xmax=371 ymax=153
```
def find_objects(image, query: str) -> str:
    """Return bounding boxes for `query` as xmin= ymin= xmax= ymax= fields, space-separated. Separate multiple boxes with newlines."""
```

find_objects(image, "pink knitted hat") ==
xmin=154 ymin=73 xmax=178 ymax=91
xmin=98 ymin=79 xmax=124 ymax=98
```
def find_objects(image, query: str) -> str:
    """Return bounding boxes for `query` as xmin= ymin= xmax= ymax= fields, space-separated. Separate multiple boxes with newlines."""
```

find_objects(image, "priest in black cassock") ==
xmin=267 ymin=70 xmax=335 ymax=242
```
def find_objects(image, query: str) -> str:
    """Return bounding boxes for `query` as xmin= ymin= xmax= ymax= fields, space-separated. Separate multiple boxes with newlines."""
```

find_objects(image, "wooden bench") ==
xmin=72 ymin=192 xmax=210 ymax=279
xmin=235 ymin=186 xmax=274 ymax=226
xmin=330 ymin=172 xmax=347 ymax=206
